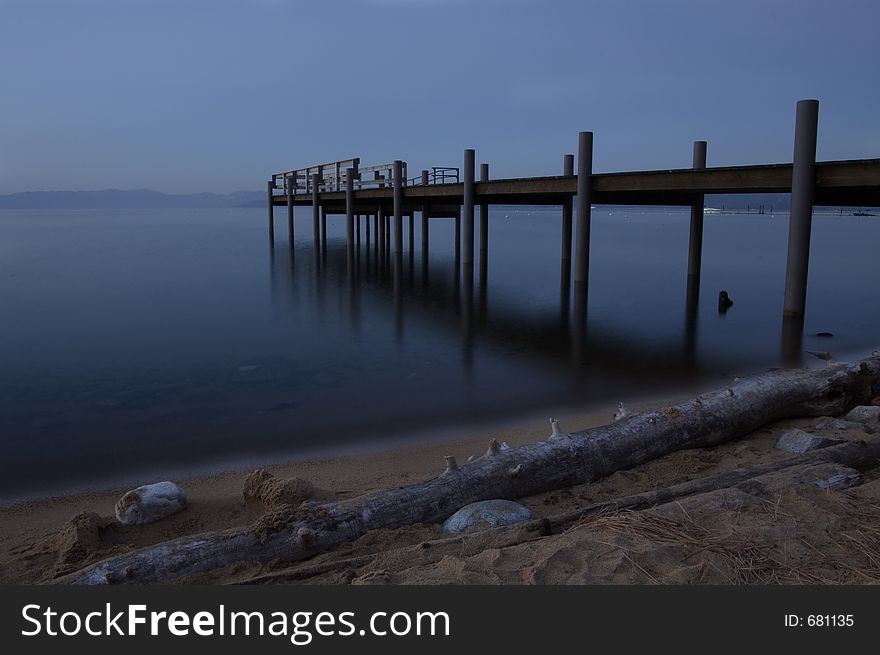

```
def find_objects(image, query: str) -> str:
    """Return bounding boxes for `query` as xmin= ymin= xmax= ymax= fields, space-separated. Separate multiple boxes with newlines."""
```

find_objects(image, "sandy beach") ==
xmin=3 ymin=386 xmax=879 ymax=585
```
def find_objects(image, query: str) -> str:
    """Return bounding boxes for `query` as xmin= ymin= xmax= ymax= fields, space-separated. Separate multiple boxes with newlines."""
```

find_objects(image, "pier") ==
xmin=267 ymin=100 xmax=880 ymax=328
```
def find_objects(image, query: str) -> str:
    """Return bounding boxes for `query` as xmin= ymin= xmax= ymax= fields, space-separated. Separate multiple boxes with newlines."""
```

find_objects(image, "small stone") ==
xmin=815 ymin=419 xmax=868 ymax=432
xmin=115 ymin=481 xmax=187 ymax=525
xmin=775 ymin=429 xmax=843 ymax=454
xmin=815 ymin=471 xmax=862 ymax=490
xmin=844 ymin=405 xmax=880 ymax=427
xmin=442 ymin=499 xmax=532 ymax=534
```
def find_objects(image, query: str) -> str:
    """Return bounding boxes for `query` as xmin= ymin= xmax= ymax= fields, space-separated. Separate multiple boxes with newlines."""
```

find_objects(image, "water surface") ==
xmin=1 ymin=206 xmax=878 ymax=499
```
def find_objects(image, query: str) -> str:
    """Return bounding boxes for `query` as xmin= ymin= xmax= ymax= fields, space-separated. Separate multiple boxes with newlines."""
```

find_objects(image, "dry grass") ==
xmin=571 ymin=489 xmax=880 ymax=585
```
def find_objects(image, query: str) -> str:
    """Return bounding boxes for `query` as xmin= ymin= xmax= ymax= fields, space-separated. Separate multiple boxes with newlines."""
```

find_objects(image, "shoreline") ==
xmin=2 ymin=365 xmax=879 ymax=584
xmin=0 ymin=391 xmax=694 ymax=580
xmin=0 ymin=387 xmax=701 ymax=509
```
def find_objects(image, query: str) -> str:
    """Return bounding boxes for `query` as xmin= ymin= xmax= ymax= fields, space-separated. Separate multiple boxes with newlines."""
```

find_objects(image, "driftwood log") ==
xmin=61 ymin=354 xmax=880 ymax=584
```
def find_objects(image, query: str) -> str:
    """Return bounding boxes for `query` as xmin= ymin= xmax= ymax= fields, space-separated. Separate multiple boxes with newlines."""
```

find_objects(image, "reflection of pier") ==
xmin=271 ymin=232 xmax=809 ymax=386
xmin=268 ymin=100 xmax=880 ymax=358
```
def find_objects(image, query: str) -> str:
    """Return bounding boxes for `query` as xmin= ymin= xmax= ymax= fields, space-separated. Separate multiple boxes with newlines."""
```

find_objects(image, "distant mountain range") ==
xmin=0 ymin=189 xmax=264 ymax=209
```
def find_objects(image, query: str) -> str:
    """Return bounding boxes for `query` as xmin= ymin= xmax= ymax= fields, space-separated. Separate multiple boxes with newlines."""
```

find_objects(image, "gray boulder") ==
xmin=814 ymin=418 xmax=869 ymax=432
xmin=115 ymin=481 xmax=187 ymax=525
xmin=442 ymin=499 xmax=532 ymax=534
xmin=775 ymin=429 xmax=842 ymax=454
xmin=844 ymin=405 xmax=880 ymax=428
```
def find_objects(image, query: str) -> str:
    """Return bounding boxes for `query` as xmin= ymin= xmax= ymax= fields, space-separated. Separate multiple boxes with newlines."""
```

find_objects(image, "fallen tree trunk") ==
xmin=60 ymin=354 xmax=880 ymax=584
xmin=240 ymin=438 xmax=880 ymax=585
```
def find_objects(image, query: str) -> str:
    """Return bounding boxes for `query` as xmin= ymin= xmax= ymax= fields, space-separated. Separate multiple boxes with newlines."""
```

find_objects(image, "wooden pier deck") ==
xmin=267 ymin=100 xmax=880 ymax=327
xmin=272 ymin=158 xmax=880 ymax=210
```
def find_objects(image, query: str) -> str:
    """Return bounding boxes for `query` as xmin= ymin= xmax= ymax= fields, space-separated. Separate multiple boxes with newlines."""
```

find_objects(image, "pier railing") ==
xmin=272 ymin=160 xmax=462 ymax=194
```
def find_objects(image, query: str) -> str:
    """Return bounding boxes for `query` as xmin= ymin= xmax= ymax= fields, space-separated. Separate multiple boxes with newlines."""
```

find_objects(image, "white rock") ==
xmin=775 ymin=429 xmax=842 ymax=454
xmin=115 ymin=481 xmax=187 ymax=525
xmin=442 ymin=499 xmax=532 ymax=534
xmin=845 ymin=405 xmax=880 ymax=427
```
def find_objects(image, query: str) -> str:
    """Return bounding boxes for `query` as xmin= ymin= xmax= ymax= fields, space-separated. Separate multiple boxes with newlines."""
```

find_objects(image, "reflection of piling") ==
xmin=684 ymin=272 xmax=700 ymax=370
xmin=781 ymin=314 xmax=805 ymax=368
xmin=571 ymin=281 xmax=588 ymax=371
xmin=462 ymin=264 xmax=474 ymax=369
xmin=783 ymin=100 xmax=819 ymax=319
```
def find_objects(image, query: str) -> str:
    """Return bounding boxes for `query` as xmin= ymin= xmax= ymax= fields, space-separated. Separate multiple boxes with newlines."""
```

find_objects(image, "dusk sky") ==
xmin=1 ymin=0 xmax=878 ymax=194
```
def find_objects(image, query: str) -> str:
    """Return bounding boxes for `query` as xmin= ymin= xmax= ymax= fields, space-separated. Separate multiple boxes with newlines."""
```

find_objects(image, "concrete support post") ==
xmin=311 ymin=174 xmax=320 ymax=245
xmin=421 ymin=170 xmax=429 ymax=186
xmin=479 ymin=162 xmax=489 ymax=258
xmin=346 ymin=170 xmax=355 ymax=258
xmin=573 ymin=132 xmax=594 ymax=285
xmin=561 ymin=154 xmax=574 ymax=262
xmin=286 ymin=180 xmax=294 ymax=242
xmin=462 ymin=149 xmax=475 ymax=267
xmin=393 ymin=160 xmax=403 ymax=255
xmin=687 ymin=141 xmax=708 ymax=278
xmin=783 ymin=99 xmax=820 ymax=318
xmin=377 ymin=206 xmax=385 ymax=262
xmin=408 ymin=214 xmax=414 ymax=253
xmin=267 ymin=179 xmax=275 ymax=242
xmin=321 ymin=206 xmax=327 ymax=246
xmin=454 ymin=208 xmax=461 ymax=256
xmin=335 ymin=163 xmax=341 ymax=191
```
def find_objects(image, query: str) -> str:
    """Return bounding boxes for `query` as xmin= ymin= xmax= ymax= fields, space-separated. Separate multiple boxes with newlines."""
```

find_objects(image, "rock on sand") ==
xmin=443 ymin=499 xmax=532 ymax=534
xmin=115 ymin=481 xmax=187 ymax=525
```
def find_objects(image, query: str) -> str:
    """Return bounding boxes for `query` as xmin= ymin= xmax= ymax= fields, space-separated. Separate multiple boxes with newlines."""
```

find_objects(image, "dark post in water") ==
xmin=783 ymin=99 xmax=820 ymax=318
xmin=574 ymin=132 xmax=594 ymax=287
xmin=687 ymin=140 xmax=708 ymax=279
xmin=462 ymin=149 xmax=476 ymax=269
xmin=267 ymin=179 xmax=275 ymax=242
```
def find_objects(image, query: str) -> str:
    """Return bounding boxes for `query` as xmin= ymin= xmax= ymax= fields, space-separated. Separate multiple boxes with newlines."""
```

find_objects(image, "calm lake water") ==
xmin=1 ymin=206 xmax=878 ymax=499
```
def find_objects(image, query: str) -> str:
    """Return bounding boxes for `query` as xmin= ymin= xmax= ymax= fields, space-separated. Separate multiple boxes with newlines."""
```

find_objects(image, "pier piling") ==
xmin=311 ymin=173 xmax=320 ymax=246
xmin=561 ymin=153 xmax=574 ymax=263
xmin=393 ymin=161 xmax=403 ymax=257
xmin=286 ymin=178 xmax=294 ymax=241
xmin=574 ymin=132 xmax=593 ymax=287
xmin=421 ymin=170 xmax=430 ymax=264
xmin=687 ymin=141 xmax=708 ymax=280
xmin=783 ymin=99 xmax=820 ymax=318
xmin=267 ymin=180 xmax=275 ymax=242
xmin=377 ymin=206 xmax=385 ymax=263
xmin=479 ymin=163 xmax=489 ymax=261
xmin=346 ymin=171 xmax=355 ymax=260
xmin=462 ymin=149 xmax=476 ymax=268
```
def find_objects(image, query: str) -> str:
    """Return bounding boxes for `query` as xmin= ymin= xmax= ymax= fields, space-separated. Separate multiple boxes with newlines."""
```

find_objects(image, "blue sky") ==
xmin=1 ymin=0 xmax=878 ymax=193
